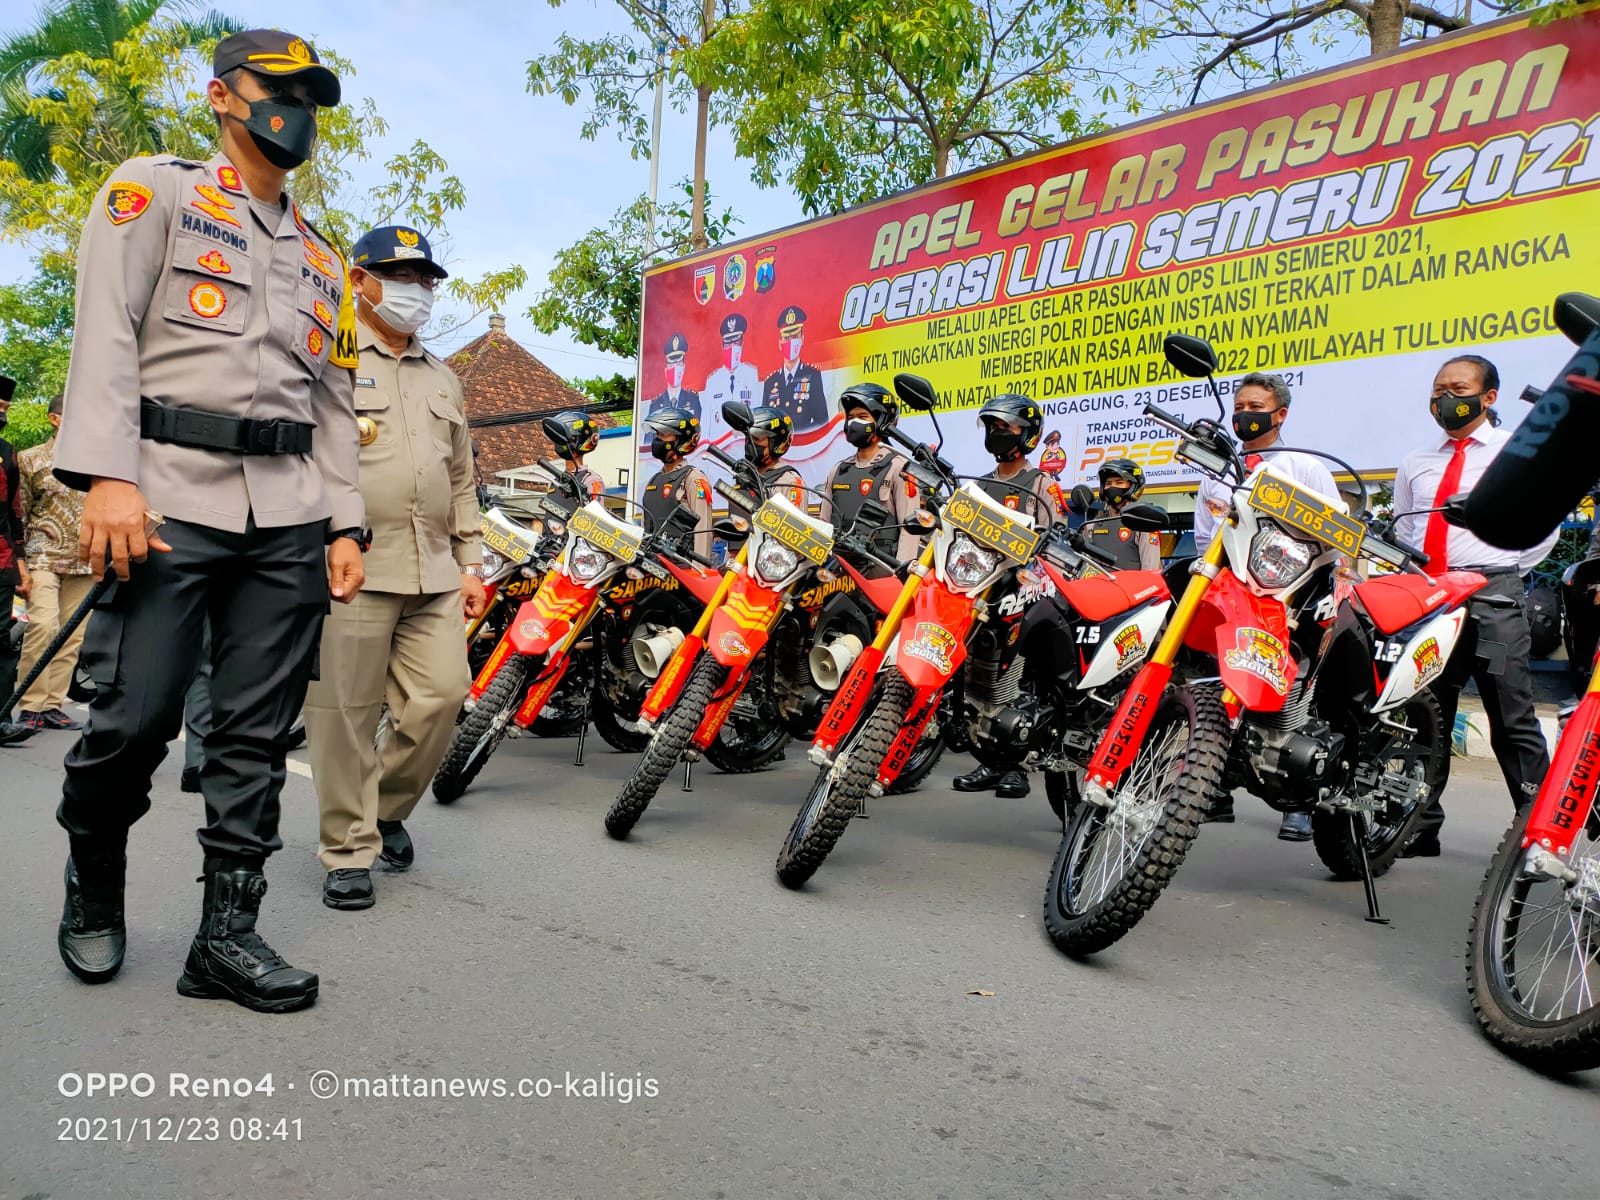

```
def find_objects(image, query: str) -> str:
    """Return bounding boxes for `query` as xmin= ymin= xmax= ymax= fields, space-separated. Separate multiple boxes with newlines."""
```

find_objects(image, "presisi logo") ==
xmin=1552 ymin=730 xmax=1600 ymax=831
xmin=1078 ymin=442 xmax=1179 ymax=474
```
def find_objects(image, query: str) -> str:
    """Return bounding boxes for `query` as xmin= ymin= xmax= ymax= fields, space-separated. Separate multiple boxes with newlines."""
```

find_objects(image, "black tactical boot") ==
xmin=952 ymin=764 xmax=1003 ymax=793
xmin=58 ymin=840 xmax=127 ymax=983
xmin=176 ymin=863 xmax=318 ymax=1013
xmin=377 ymin=819 xmax=413 ymax=870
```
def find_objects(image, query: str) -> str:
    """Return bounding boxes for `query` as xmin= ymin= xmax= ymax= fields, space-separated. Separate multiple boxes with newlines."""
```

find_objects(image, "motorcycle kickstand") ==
xmin=682 ymin=756 xmax=693 ymax=792
xmin=574 ymin=693 xmax=591 ymax=768
xmin=1348 ymin=810 xmax=1389 ymax=925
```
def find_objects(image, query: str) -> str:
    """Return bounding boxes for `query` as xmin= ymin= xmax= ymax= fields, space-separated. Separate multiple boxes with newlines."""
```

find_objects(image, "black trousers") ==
xmin=57 ymin=517 xmax=327 ymax=861
xmin=1420 ymin=571 xmax=1550 ymax=836
xmin=1 ymin=582 xmax=19 ymax=715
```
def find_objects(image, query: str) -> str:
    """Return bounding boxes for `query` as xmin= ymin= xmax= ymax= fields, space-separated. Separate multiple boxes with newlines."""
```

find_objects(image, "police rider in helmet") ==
xmin=1080 ymin=458 xmax=1162 ymax=571
xmin=952 ymin=393 xmax=1071 ymax=800
xmin=818 ymin=384 xmax=926 ymax=565
xmin=548 ymin=410 xmax=607 ymax=503
xmin=743 ymin=405 xmax=805 ymax=508
xmin=640 ymin=407 xmax=713 ymax=561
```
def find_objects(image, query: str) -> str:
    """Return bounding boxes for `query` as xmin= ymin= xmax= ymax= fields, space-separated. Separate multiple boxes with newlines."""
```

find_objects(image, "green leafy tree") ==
xmin=527 ymin=0 xmax=747 ymax=250
xmin=528 ymin=179 xmax=738 ymax=362
xmin=708 ymin=0 xmax=1120 ymax=216
xmin=572 ymin=373 xmax=637 ymax=411
xmin=0 ymin=259 xmax=73 ymax=404
xmin=1 ymin=398 xmax=55 ymax=451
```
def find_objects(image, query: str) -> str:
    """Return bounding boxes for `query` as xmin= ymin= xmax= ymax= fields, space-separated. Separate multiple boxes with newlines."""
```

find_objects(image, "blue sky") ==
xmin=0 ymin=0 xmax=812 ymax=380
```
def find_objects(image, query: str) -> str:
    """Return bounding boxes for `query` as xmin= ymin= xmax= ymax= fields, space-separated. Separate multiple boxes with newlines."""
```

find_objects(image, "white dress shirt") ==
xmin=1392 ymin=424 xmax=1558 ymax=574
xmin=1193 ymin=445 xmax=1341 ymax=552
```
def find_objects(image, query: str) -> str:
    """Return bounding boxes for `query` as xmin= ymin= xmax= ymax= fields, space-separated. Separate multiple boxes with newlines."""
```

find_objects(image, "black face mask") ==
xmin=1431 ymin=391 xmax=1485 ymax=432
xmin=1232 ymin=410 xmax=1277 ymax=442
xmin=983 ymin=426 xmax=1022 ymax=461
xmin=1101 ymin=485 xmax=1132 ymax=510
xmin=227 ymin=95 xmax=318 ymax=169
xmin=844 ymin=417 xmax=877 ymax=449
xmin=745 ymin=436 xmax=776 ymax=469
xmin=650 ymin=437 xmax=679 ymax=463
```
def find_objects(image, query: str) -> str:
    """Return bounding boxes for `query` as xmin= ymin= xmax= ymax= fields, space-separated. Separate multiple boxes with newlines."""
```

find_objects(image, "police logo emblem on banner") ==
xmin=755 ymin=246 xmax=776 ymax=293
xmin=104 ymin=181 xmax=152 ymax=225
xmin=723 ymin=254 xmax=747 ymax=302
xmin=694 ymin=265 xmax=716 ymax=306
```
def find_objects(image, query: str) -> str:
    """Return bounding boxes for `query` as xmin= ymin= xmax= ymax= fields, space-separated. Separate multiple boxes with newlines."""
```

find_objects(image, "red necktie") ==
xmin=1423 ymin=439 xmax=1470 ymax=572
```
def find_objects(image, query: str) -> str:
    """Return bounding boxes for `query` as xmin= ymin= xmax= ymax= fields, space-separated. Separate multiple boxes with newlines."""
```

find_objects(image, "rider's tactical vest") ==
xmin=975 ymin=467 xmax=1049 ymax=520
xmin=642 ymin=464 xmax=698 ymax=545
xmin=830 ymin=453 xmax=905 ymax=559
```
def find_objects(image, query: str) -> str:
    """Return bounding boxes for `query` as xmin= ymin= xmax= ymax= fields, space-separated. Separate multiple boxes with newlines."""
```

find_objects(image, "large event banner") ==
xmin=637 ymin=11 xmax=1600 ymax=498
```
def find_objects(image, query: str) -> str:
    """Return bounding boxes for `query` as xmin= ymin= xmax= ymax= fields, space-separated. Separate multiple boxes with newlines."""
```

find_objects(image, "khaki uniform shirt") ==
xmin=819 ymin=446 xmax=927 ymax=562
xmin=352 ymin=320 xmax=481 ymax=594
xmin=17 ymin=437 xmax=90 ymax=575
xmin=56 ymin=152 xmax=362 ymax=533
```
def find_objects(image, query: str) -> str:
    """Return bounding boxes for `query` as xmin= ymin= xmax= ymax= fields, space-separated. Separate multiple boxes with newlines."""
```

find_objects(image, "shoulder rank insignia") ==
xmin=190 ymin=183 xmax=240 ymax=228
xmin=216 ymin=164 xmax=245 ymax=193
xmin=105 ymin=182 xmax=152 ymax=226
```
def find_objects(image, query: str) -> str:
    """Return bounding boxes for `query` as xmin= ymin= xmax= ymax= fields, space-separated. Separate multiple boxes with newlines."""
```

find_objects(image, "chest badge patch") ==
xmin=188 ymin=282 xmax=227 ymax=319
xmin=311 ymin=299 xmax=334 ymax=330
xmin=216 ymin=165 xmax=244 ymax=193
xmin=196 ymin=248 xmax=232 ymax=275
xmin=303 ymin=239 xmax=338 ymax=279
xmin=105 ymin=181 xmax=152 ymax=225
xmin=191 ymin=185 xmax=240 ymax=228
xmin=662 ymin=485 xmax=673 ymax=500
xmin=859 ymin=478 xmax=872 ymax=496
xmin=357 ymin=416 xmax=378 ymax=446
xmin=306 ymin=327 xmax=325 ymax=357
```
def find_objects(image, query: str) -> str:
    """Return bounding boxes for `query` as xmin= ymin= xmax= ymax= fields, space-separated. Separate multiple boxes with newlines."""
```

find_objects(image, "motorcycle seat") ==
xmin=1353 ymin=570 xmax=1486 ymax=635
xmin=1057 ymin=570 xmax=1170 ymax=623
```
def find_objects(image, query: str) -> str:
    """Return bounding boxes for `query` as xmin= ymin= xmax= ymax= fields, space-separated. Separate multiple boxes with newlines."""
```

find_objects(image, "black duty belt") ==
xmin=1457 ymin=565 xmax=1522 ymax=579
xmin=140 ymin=401 xmax=313 ymax=456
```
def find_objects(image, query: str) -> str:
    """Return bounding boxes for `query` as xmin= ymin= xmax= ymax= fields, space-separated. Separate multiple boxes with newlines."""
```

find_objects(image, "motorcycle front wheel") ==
xmin=776 ymin=675 xmax=912 ymax=890
xmin=1466 ymin=806 xmax=1600 ymax=1072
xmin=1043 ymin=683 xmax=1230 ymax=957
xmin=605 ymin=655 xmax=725 ymax=839
xmin=1312 ymin=691 xmax=1444 ymax=881
xmin=432 ymin=656 xmax=530 ymax=804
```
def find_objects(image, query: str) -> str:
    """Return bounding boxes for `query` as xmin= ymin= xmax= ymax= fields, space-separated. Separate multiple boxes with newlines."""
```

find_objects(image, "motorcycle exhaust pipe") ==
xmin=809 ymin=634 xmax=864 ymax=692
xmin=634 ymin=627 xmax=685 ymax=679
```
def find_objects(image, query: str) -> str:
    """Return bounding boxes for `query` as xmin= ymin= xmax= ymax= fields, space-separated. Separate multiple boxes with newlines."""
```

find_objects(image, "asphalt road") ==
xmin=2 ymin=722 xmax=1596 ymax=1200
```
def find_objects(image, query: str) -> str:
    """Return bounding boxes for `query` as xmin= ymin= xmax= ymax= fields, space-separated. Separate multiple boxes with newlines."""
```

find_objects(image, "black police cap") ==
xmin=350 ymin=225 xmax=449 ymax=280
xmin=214 ymin=30 xmax=340 ymax=107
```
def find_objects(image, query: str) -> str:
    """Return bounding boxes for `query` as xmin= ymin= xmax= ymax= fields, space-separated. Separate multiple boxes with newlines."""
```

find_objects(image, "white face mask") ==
xmin=372 ymin=280 xmax=434 ymax=334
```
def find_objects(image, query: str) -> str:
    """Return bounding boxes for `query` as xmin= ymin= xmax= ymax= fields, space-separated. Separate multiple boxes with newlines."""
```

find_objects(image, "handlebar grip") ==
xmin=706 ymin=443 xmax=739 ymax=470
xmin=679 ymin=548 xmax=720 ymax=570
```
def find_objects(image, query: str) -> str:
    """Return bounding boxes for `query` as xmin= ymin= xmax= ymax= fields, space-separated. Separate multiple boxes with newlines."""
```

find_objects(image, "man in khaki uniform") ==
xmin=305 ymin=225 xmax=483 ymax=912
xmin=16 ymin=395 xmax=92 ymax=731
xmin=52 ymin=29 xmax=365 ymax=1014
xmin=818 ymin=383 xmax=927 ymax=564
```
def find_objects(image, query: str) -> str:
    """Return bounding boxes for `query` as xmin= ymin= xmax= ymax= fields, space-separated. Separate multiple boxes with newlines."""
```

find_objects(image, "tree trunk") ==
xmin=933 ymin=139 xmax=949 ymax=178
xmin=691 ymin=0 xmax=715 ymax=251
xmin=1368 ymin=0 xmax=1405 ymax=55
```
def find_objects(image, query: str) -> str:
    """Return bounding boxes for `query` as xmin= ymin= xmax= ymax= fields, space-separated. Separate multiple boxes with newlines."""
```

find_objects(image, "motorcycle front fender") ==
xmin=706 ymin=575 xmax=785 ymax=669
xmin=502 ymin=572 xmax=601 ymax=658
xmin=894 ymin=578 xmax=976 ymax=692
xmin=1186 ymin=570 xmax=1294 ymax=713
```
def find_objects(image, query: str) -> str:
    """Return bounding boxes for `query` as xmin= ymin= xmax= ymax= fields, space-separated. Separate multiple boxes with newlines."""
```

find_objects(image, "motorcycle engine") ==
xmin=965 ymin=651 xmax=1054 ymax=768
xmin=1235 ymin=717 xmax=1348 ymax=809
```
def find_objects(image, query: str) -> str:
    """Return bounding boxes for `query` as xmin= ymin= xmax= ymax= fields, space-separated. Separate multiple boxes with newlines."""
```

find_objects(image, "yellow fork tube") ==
xmin=686 ymin=543 xmax=749 ymax=642
xmin=1150 ymin=533 xmax=1229 ymax=666
xmin=868 ymin=538 xmax=940 ymax=654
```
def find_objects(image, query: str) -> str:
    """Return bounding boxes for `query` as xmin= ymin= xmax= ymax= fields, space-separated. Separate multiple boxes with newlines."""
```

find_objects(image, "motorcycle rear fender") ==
xmin=812 ymin=645 xmax=886 ymax=757
xmin=1184 ymin=570 xmax=1294 ymax=713
xmin=875 ymin=685 xmax=941 ymax=789
xmin=706 ymin=575 xmax=784 ymax=668
xmin=1523 ymin=689 xmax=1600 ymax=854
xmin=501 ymin=573 xmax=601 ymax=657
xmin=894 ymin=577 xmax=975 ymax=691
xmin=1369 ymin=606 xmax=1468 ymax=715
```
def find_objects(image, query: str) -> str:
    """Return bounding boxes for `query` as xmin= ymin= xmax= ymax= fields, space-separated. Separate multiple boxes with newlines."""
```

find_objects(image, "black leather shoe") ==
xmin=1277 ymin=811 xmax=1314 ymax=842
xmin=953 ymin=764 xmax=1003 ymax=792
xmin=39 ymin=708 xmax=83 ymax=731
xmin=0 ymin=719 xmax=38 ymax=746
xmin=177 ymin=867 xmax=317 ymax=1013
xmin=377 ymin=820 xmax=413 ymax=871
xmin=1402 ymin=832 xmax=1442 ymax=858
xmin=996 ymin=770 xmax=1030 ymax=799
xmin=1205 ymin=798 xmax=1235 ymax=823
xmin=180 ymin=766 xmax=202 ymax=794
xmin=322 ymin=867 xmax=375 ymax=910
xmin=58 ymin=851 xmax=126 ymax=983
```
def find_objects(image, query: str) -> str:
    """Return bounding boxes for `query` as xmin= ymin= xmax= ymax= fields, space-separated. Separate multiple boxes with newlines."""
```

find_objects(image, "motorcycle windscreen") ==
xmin=1184 ymin=570 xmax=1296 ymax=712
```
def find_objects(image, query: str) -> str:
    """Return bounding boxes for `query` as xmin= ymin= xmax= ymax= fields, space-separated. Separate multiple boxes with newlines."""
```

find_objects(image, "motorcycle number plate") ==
xmin=480 ymin=516 xmax=534 ymax=564
xmin=1247 ymin=473 xmax=1364 ymax=556
xmin=752 ymin=502 xmax=832 ymax=565
xmin=568 ymin=507 xmax=643 ymax=563
xmin=942 ymin=491 xmax=1041 ymax=562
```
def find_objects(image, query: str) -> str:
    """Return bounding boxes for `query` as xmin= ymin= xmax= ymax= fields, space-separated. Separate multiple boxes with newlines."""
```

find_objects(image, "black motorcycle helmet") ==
xmin=1098 ymin=457 xmax=1145 ymax=509
xmin=548 ymin=410 xmax=600 ymax=458
xmin=838 ymin=382 xmax=897 ymax=449
xmin=645 ymin=406 xmax=700 ymax=461
xmin=978 ymin=393 xmax=1043 ymax=462
xmin=745 ymin=405 xmax=793 ymax=469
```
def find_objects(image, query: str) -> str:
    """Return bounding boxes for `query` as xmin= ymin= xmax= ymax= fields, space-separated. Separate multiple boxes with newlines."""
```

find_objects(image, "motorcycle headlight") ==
xmin=753 ymin=537 xmax=801 ymax=582
xmin=480 ymin=548 xmax=504 ymax=576
xmin=946 ymin=533 xmax=1000 ymax=589
xmin=1248 ymin=523 xmax=1319 ymax=590
xmin=568 ymin=537 xmax=612 ymax=583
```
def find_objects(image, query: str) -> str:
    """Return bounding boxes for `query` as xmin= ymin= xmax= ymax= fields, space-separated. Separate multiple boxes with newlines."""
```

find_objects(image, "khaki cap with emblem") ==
xmin=214 ymin=29 xmax=341 ymax=106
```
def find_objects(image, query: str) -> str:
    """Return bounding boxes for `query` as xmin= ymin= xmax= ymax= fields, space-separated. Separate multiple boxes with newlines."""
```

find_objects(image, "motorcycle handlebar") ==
xmin=1142 ymin=403 xmax=1193 ymax=438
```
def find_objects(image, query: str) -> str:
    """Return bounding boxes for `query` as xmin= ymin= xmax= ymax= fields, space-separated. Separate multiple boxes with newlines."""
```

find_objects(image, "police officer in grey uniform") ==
xmin=818 ymin=384 xmax=926 ymax=564
xmin=643 ymin=333 xmax=701 ymax=434
xmin=640 ymin=408 xmax=713 ymax=561
xmin=761 ymin=307 xmax=828 ymax=431
xmin=52 ymin=30 xmax=363 ymax=1013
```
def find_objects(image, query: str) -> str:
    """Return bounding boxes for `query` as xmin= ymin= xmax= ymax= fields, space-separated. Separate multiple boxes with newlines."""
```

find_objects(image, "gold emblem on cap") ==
xmin=397 ymin=229 xmax=419 ymax=247
xmin=287 ymin=38 xmax=311 ymax=64
xmin=357 ymin=416 xmax=378 ymax=446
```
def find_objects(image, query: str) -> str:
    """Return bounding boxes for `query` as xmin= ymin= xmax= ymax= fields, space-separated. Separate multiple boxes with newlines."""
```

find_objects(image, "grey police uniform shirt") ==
xmin=55 ymin=151 xmax=363 ymax=535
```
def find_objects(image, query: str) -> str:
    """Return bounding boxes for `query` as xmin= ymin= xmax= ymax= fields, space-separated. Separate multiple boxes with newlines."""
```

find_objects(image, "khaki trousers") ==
xmin=304 ymin=589 xmax=469 ymax=870
xmin=20 ymin=570 xmax=96 ymax=712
